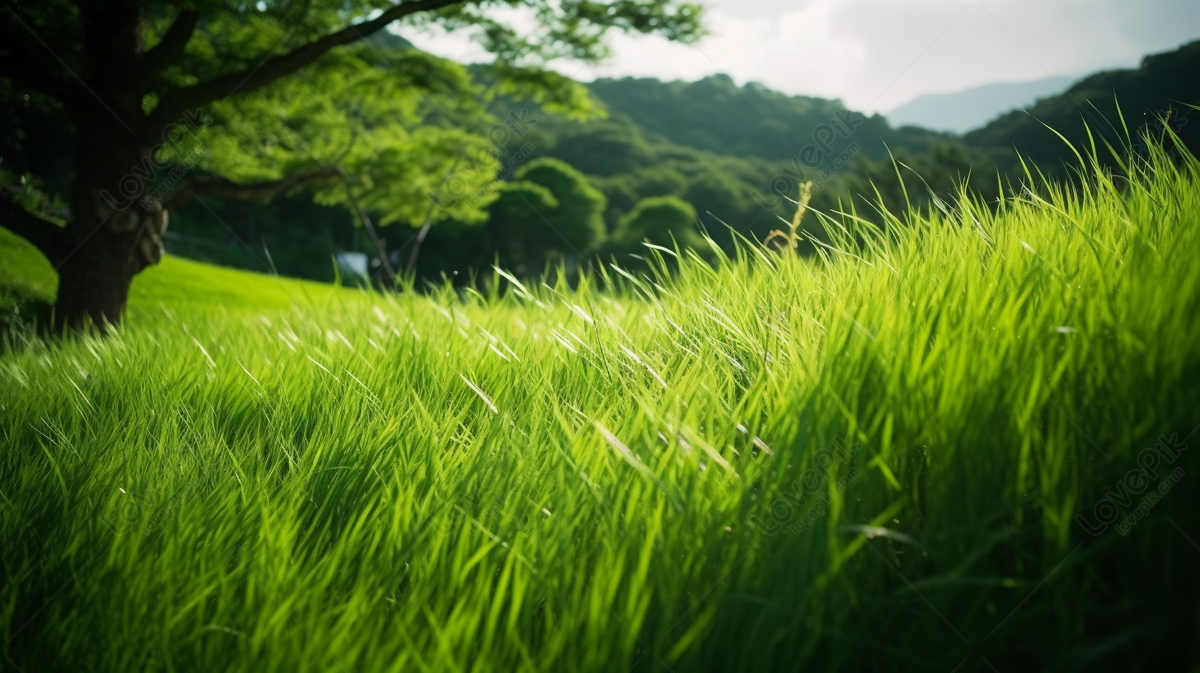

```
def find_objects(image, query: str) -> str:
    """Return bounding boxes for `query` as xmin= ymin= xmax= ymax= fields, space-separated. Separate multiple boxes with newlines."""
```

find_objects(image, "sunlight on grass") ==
xmin=2 ymin=142 xmax=1198 ymax=671
xmin=0 ymin=226 xmax=56 ymax=306
xmin=128 ymin=255 xmax=358 ymax=320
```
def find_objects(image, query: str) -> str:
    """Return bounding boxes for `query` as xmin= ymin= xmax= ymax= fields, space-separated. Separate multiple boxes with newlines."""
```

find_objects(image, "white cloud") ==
xmin=400 ymin=0 xmax=1200 ymax=112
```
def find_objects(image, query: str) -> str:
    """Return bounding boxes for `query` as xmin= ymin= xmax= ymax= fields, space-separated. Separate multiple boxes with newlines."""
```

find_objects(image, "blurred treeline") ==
xmin=420 ymin=38 xmax=1199 ymax=284
xmin=4 ymin=38 xmax=1197 ymax=286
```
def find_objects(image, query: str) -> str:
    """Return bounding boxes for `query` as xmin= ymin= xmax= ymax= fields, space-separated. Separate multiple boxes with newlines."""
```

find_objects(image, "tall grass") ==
xmin=2 ymin=138 xmax=1199 ymax=672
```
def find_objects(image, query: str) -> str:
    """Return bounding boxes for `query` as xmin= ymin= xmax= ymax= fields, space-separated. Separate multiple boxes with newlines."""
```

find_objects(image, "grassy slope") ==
xmin=0 ymin=226 xmax=352 ymax=323
xmin=128 ymin=251 xmax=351 ymax=317
xmin=0 ymin=227 xmax=57 ymax=308
xmin=2 ymin=146 xmax=1199 ymax=672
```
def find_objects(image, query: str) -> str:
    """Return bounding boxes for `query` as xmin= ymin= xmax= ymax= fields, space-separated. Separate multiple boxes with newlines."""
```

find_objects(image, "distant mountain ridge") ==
xmin=886 ymin=77 xmax=1073 ymax=134
xmin=585 ymin=74 xmax=951 ymax=165
xmin=573 ymin=38 xmax=1200 ymax=179
xmin=965 ymin=39 xmax=1200 ymax=167
xmin=578 ymin=37 xmax=1200 ymax=166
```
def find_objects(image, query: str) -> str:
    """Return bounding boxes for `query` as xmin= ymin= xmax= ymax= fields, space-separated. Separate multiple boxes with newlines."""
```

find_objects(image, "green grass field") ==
xmin=2 ymin=144 xmax=1199 ymax=672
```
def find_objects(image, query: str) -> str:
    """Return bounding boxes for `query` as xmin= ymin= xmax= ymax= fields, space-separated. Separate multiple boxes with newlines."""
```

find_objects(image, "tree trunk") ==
xmin=52 ymin=193 xmax=169 ymax=333
xmin=53 ymin=131 xmax=170 ymax=333
xmin=52 ymin=220 xmax=160 ymax=333
xmin=44 ymin=0 xmax=177 ymax=333
xmin=55 ymin=126 xmax=167 ymax=331
xmin=54 ymin=243 xmax=135 ymax=332
xmin=41 ymin=3 xmax=168 ymax=333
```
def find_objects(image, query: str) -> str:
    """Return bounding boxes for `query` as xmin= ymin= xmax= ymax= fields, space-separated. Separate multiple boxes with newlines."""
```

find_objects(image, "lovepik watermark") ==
xmin=1075 ymin=433 xmax=1187 ymax=537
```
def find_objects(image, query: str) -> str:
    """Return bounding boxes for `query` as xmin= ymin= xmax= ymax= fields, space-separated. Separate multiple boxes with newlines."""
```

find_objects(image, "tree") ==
xmin=0 ymin=0 xmax=704 ymax=332
xmin=500 ymin=157 xmax=607 ymax=258
xmin=470 ymin=180 xmax=559 ymax=274
xmin=608 ymin=194 xmax=700 ymax=257
xmin=402 ymin=166 xmax=604 ymax=281
xmin=473 ymin=159 xmax=607 ymax=275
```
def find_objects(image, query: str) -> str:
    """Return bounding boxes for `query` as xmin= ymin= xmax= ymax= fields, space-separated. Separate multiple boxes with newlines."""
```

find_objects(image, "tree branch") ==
xmin=336 ymin=169 xmax=396 ymax=281
xmin=146 ymin=0 xmax=467 ymax=138
xmin=0 ymin=57 xmax=74 ymax=97
xmin=1 ymin=6 xmax=79 ymax=98
xmin=141 ymin=9 xmax=200 ymax=75
xmin=0 ymin=191 xmax=66 ymax=265
xmin=162 ymin=169 xmax=339 ymax=212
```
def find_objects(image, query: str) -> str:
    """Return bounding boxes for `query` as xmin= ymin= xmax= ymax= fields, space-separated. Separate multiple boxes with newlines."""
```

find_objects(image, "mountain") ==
xmin=585 ymin=74 xmax=952 ymax=164
xmin=21 ymin=36 xmax=1191 ymax=286
xmin=470 ymin=73 xmax=1008 ymax=260
xmin=965 ymin=39 xmax=1200 ymax=170
xmin=401 ymin=37 xmax=1200 ymax=279
xmin=885 ymin=77 xmax=1071 ymax=133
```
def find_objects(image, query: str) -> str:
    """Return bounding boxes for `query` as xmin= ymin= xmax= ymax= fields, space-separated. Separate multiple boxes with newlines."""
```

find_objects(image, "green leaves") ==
xmin=139 ymin=0 xmax=700 ymax=233
xmin=484 ymin=63 xmax=604 ymax=121
xmin=509 ymin=157 xmax=608 ymax=253
xmin=400 ymin=0 xmax=705 ymax=65
xmin=168 ymin=42 xmax=497 ymax=227
xmin=565 ymin=0 xmax=706 ymax=43
xmin=609 ymin=194 xmax=702 ymax=256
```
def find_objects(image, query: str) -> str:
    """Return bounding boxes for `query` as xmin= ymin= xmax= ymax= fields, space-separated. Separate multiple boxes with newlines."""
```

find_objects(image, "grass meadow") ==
xmin=2 ymin=141 xmax=1199 ymax=671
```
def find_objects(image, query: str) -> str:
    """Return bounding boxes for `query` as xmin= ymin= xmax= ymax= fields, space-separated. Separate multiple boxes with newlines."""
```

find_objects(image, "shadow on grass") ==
xmin=0 ymin=293 xmax=55 ymax=353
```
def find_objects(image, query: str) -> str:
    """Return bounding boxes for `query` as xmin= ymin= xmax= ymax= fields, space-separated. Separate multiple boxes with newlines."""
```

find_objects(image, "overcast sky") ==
xmin=403 ymin=0 xmax=1200 ymax=113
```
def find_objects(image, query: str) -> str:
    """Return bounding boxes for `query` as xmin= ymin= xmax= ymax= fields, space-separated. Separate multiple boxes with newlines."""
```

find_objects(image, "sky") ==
xmin=401 ymin=0 xmax=1200 ymax=113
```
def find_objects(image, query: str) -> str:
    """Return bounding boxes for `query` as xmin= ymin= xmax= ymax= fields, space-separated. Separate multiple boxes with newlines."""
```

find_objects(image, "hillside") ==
xmin=6 ymin=39 xmax=1198 ymax=291
xmin=469 ymin=73 xmax=978 ymax=254
xmin=0 ymin=226 xmax=353 ymax=330
xmin=586 ymin=74 xmax=951 ymax=163
xmin=965 ymin=39 xmax=1200 ymax=168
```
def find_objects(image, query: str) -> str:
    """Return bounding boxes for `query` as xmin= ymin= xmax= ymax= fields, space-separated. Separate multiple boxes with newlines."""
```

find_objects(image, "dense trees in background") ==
xmin=473 ymin=40 xmax=1197 ymax=277
xmin=412 ymin=157 xmax=608 ymax=279
xmin=6 ymin=10 xmax=1197 ymax=304
xmin=963 ymin=40 xmax=1200 ymax=168
xmin=499 ymin=100 xmax=783 ymax=247
xmin=586 ymin=74 xmax=950 ymax=163
xmin=606 ymin=195 xmax=702 ymax=260
xmin=0 ymin=0 xmax=704 ymax=329
xmin=506 ymin=158 xmax=607 ymax=257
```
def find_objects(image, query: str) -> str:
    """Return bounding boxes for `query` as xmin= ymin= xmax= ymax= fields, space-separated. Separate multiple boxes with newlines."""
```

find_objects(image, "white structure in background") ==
xmin=335 ymin=251 xmax=369 ymax=280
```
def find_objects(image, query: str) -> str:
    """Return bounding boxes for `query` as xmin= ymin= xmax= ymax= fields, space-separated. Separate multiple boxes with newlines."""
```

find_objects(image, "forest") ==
xmin=5 ymin=34 xmax=1196 ymax=291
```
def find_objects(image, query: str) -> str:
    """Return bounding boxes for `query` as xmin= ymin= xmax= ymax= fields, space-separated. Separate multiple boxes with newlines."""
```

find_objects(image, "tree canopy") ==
xmin=508 ymin=157 xmax=607 ymax=254
xmin=414 ymin=157 xmax=608 ymax=278
xmin=611 ymin=194 xmax=699 ymax=251
xmin=0 ymin=0 xmax=705 ymax=328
